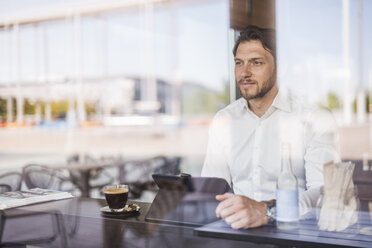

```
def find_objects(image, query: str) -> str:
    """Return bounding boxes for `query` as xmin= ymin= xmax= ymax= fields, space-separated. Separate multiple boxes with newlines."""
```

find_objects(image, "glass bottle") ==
xmin=276 ymin=143 xmax=299 ymax=225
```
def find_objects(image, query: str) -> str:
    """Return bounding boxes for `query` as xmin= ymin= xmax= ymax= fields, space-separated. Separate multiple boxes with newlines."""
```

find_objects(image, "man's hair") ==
xmin=232 ymin=25 xmax=276 ymax=60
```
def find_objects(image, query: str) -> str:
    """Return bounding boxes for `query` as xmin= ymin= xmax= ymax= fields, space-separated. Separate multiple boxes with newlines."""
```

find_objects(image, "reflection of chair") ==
xmin=348 ymin=160 xmax=372 ymax=199
xmin=0 ymin=172 xmax=22 ymax=193
xmin=344 ymin=159 xmax=372 ymax=212
xmin=67 ymin=154 xmax=114 ymax=196
xmin=0 ymin=210 xmax=67 ymax=247
xmin=118 ymin=159 xmax=155 ymax=198
xmin=1 ymin=166 xmax=70 ymax=247
xmin=22 ymin=164 xmax=73 ymax=192
xmin=118 ymin=156 xmax=182 ymax=199
xmin=1 ymin=166 xmax=80 ymax=247
xmin=0 ymin=166 xmax=81 ymax=247
xmin=0 ymin=184 xmax=11 ymax=193
xmin=154 ymin=157 xmax=182 ymax=175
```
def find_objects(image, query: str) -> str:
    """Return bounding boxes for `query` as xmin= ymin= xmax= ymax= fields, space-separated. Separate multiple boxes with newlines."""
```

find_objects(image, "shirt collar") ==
xmin=240 ymin=88 xmax=292 ymax=114
xmin=271 ymin=89 xmax=292 ymax=113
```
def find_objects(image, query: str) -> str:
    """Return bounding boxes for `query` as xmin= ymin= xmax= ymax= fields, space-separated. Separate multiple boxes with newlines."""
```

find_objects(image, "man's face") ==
xmin=234 ymin=40 xmax=276 ymax=101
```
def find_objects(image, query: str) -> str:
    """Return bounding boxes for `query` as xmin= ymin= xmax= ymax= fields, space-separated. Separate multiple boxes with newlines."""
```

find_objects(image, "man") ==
xmin=201 ymin=25 xmax=340 ymax=229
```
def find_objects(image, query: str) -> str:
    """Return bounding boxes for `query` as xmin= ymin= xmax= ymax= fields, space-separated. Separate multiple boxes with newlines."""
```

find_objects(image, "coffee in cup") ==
xmin=104 ymin=185 xmax=129 ymax=212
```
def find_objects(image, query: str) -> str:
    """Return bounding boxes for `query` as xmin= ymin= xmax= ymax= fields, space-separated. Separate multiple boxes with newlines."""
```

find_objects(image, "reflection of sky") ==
xmin=0 ymin=0 xmax=230 ymax=92
xmin=277 ymin=0 xmax=372 ymax=102
xmin=0 ymin=0 xmax=371 ymax=98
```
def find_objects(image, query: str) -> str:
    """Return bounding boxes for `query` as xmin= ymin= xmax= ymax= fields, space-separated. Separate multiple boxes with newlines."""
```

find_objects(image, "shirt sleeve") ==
xmin=300 ymin=108 xmax=341 ymax=215
xmin=201 ymin=112 xmax=232 ymax=186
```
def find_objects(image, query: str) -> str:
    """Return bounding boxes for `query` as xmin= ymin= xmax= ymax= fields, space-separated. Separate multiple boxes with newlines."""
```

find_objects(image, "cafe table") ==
xmin=1 ymin=196 xmax=372 ymax=248
xmin=55 ymin=157 xmax=154 ymax=197
xmin=60 ymin=161 xmax=116 ymax=198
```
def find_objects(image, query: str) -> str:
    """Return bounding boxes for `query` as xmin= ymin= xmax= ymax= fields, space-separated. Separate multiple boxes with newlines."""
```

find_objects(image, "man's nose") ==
xmin=241 ymin=64 xmax=253 ymax=77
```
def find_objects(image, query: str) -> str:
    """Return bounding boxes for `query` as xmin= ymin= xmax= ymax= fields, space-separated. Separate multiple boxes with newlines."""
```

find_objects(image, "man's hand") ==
xmin=215 ymin=193 xmax=268 ymax=229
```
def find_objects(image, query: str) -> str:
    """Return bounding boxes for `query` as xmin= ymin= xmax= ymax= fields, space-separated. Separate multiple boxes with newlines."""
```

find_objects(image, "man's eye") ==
xmin=254 ymin=61 xmax=263 ymax=65
xmin=235 ymin=61 xmax=242 ymax=65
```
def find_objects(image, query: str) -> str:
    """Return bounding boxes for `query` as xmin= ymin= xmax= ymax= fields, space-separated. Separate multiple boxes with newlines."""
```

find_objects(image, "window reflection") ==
xmin=0 ymin=0 xmax=230 ymax=193
xmin=0 ymin=0 xmax=371 ymax=199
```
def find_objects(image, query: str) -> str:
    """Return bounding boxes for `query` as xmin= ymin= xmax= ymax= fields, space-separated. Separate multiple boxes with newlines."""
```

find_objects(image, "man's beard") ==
xmin=238 ymin=72 xmax=276 ymax=101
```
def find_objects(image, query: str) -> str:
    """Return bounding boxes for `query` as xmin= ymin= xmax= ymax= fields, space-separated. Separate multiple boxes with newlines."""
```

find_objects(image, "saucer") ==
xmin=100 ymin=203 xmax=140 ymax=218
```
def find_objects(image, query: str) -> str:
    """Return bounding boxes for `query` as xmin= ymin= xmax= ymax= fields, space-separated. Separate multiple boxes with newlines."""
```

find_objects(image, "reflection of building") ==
xmin=1 ymin=0 xmax=281 ymax=126
xmin=133 ymin=78 xmax=174 ymax=115
xmin=2 ymin=0 xmax=368 ymax=127
xmin=0 ymin=0 xmax=181 ymax=126
xmin=0 ymin=76 xmax=177 ymax=125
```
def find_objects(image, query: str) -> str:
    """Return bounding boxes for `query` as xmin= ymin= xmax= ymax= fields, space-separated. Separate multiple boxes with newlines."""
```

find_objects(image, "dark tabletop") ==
xmin=1 ymin=197 xmax=372 ymax=248
xmin=0 ymin=197 xmax=262 ymax=248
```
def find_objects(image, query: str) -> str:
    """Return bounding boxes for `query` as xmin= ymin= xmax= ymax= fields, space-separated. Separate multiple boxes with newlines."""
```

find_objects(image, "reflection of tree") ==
xmin=319 ymin=92 xmax=341 ymax=110
xmin=0 ymin=97 xmax=6 ymax=121
xmin=353 ymin=92 xmax=370 ymax=113
xmin=325 ymin=92 xmax=341 ymax=110
xmin=320 ymin=91 xmax=372 ymax=114
xmin=181 ymin=82 xmax=229 ymax=114
xmin=0 ymin=98 xmax=99 ymax=121
xmin=85 ymin=101 xmax=96 ymax=117
xmin=50 ymin=101 xmax=68 ymax=118
xmin=0 ymin=98 xmax=17 ymax=121
xmin=24 ymin=99 xmax=36 ymax=115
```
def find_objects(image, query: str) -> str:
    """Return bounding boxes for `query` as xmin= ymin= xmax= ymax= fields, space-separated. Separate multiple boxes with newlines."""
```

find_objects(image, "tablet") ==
xmin=145 ymin=175 xmax=231 ymax=226
xmin=152 ymin=173 xmax=194 ymax=192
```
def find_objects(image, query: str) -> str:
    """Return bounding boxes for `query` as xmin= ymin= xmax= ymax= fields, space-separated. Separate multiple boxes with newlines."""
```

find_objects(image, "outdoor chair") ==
xmin=153 ymin=156 xmax=182 ymax=175
xmin=118 ymin=156 xmax=182 ymax=199
xmin=0 ymin=172 xmax=22 ymax=194
xmin=67 ymin=154 xmax=115 ymax=196
xmin=0 ymin=209 xmax=68 ymax=247
xmin=342 ymin=159 xmax=372 ymax=212
xmin=22 ymin=164 xmax=74 ymax=192
xmin=349 ymin=160 xmax=372 ymax=199
xmin=1 ymin=166 xmax=78 ymax=247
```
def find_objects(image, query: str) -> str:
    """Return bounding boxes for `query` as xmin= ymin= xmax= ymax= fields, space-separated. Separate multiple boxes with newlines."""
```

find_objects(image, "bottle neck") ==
xmin=280 ymin=144 xmax=292 ymax=173
xmin=278 ymin=143 xmax=298 ymax=189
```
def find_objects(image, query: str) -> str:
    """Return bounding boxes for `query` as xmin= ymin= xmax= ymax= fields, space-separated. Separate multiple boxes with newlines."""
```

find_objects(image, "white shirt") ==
xmin=201 ymin=89 xmax=340 ymax=215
